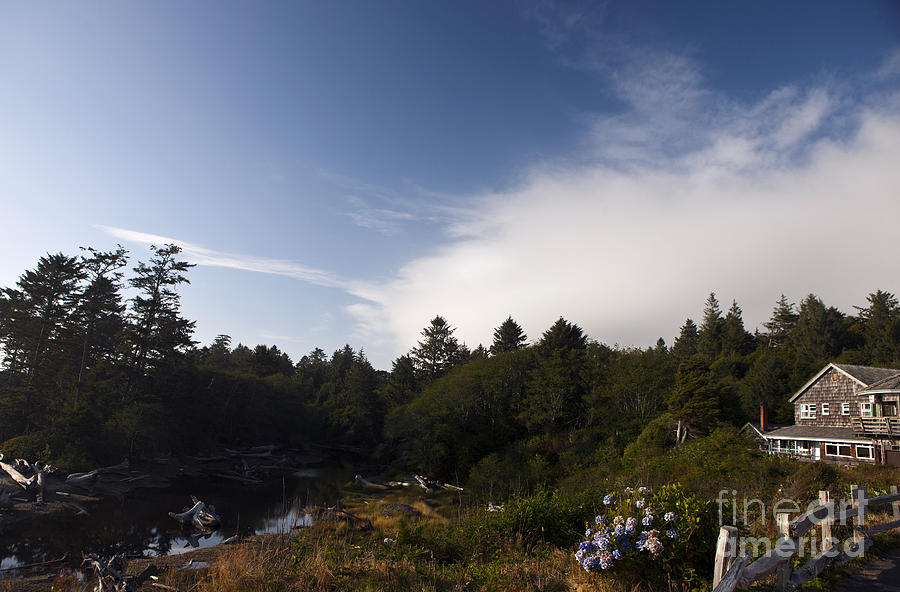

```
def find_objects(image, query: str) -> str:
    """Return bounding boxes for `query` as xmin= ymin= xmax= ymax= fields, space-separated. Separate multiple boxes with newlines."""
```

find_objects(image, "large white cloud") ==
xmin=345 ymin=86 xmax=900 ymax=363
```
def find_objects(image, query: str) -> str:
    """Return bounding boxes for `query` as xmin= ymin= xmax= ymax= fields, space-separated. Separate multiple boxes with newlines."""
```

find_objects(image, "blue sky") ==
xmin=2 ymin=1 xmax=899 ymax=369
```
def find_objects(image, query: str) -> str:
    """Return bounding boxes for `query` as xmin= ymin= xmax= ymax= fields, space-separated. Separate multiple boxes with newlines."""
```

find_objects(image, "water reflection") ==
xmin=0 ymin=464 xmax=352 ymax=571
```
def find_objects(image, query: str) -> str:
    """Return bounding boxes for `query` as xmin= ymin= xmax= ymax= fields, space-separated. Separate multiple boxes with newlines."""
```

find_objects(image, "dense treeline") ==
xmin=2 ymin=246 xmax=900 ymax=486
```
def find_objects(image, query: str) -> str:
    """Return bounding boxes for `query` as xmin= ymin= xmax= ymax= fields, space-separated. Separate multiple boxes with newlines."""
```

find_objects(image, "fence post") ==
xmin=775 ymin=511 xmax=794 ymax=592
xmin=851 ymin=485 xmax=867 ymax=545
xmin=818 ymin=490 xmax=833 ymax=552
xmin=713 ymin=525 xmax=739 ymax=588
xmin=892 ymin=485 xmax=899 ymax=523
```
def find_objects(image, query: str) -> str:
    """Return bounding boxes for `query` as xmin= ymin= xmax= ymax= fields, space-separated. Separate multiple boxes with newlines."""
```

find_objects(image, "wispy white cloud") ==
xmin=98 ymin=226 xmax=350 ymax=290
xmin=877 ymin=47 xmax=900 ymax=80
xmin=319 ymin=169 xmax=473 ymax=236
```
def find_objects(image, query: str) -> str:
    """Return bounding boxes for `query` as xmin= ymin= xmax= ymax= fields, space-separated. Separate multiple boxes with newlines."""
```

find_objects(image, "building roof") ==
xmin=741 ymin=421 xmax=787 ymax=437
xmin=789 ymin=363 xmax=900 ymax=403
xmin=857 ymin=372 xmax=900 ymax=395
xmin=833 ymin=364 xmax=899 ymax=385
xmin=762 ymin=424 xmax=870 ymax=443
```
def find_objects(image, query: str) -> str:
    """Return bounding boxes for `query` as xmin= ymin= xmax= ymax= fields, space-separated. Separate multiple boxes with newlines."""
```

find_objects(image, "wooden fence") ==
xmin=712 ymin=485 xmax=900 ymax=592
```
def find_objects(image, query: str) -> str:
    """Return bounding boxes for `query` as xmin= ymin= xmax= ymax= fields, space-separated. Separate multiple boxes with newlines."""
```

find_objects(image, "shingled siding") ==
xmin=794 ymin=368 xmax=862 ymax=428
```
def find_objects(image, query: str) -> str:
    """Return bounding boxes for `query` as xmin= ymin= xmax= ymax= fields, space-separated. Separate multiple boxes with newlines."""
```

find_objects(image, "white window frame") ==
xmin=800 ymin=403 xmax=816 ymax=419
xmin=821 ymin=403 xmax=830 ymax=415
xmin=841 ymin=402 xmax=850 ymax=415
xmin=856 ymin=445 xmax=874 ymax=459
xmin=824 ymin=443 xmax=854 ymax=458
xmin=860 ymin=402 xmax=873 ymax=417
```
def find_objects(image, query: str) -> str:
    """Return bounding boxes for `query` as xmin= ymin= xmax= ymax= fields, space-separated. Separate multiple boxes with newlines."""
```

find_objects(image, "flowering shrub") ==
xmin=575 ymin=483 xmax=717 ymax=590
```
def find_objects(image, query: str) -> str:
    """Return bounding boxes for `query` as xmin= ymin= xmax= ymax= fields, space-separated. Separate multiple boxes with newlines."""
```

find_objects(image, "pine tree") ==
xmin=697 ymin=293 xmax=724 ymax=360
xmin=789 ymin=294 xmax=848 ymax=379
xmin=536 ymin=317 xmax=587 ymax=357
xmin=854 ymin=290 xmax=900 ymax=365
xmin=672 ymin=318 xmax=699 ymax=365
xmin=490 ymin=316 xmax=527 ymax=354
xmin=410 ymin=316 xmax=464 ymax=382
xmin=15 ymin=253 xmax=85 ymax=387
xmin=127 ymin=244 xmax=196 ymax=379
xmin=666 ymin=357 xmax=722 ymax=443
xmin=73 ymin=246 xmax=128 ymax=407
xmin=721 ymin=300 xmax=755 ymax=355
xmin=378 ymin=354 xmax=418 ymax=409
xmin=763 ymin=295 xmax=798 ymax=348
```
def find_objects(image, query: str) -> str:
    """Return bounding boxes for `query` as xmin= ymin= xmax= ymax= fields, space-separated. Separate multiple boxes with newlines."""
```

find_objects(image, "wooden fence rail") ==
xmin=712 ymin=484 xmax=900 ymax=592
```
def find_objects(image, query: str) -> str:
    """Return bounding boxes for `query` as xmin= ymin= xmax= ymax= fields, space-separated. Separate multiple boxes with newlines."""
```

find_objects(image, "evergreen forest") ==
xmin=2 ymin=243 xmax=900 ymax=492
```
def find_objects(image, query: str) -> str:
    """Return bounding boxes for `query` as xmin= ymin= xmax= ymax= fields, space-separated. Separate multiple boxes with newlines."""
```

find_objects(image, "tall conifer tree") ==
xmin=490 ymin=316 xmax=527 ymax=354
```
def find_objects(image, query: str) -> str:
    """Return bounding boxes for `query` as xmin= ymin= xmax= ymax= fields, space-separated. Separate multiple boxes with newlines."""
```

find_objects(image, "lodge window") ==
xmin=842 ymin=402 xmax=850 ymax=415
xmin=824 ymin=443 xmax=853 ymax=457
xmin=860 ymin=402 xmax=873 ymax=417
xmin=801 ymin=404 xmax=816 ymax=419
xmin=883 ymin=402 xmax=898 ymax=417
xmin=856 ymin=445 xmax=874 ymax=459
xmin=821 ymin=403 xmax=830 ymax=415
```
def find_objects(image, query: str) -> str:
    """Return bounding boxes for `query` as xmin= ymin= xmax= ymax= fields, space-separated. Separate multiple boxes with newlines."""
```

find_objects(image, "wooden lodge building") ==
xmin=745 ymin=363 xmax=900 ymax=466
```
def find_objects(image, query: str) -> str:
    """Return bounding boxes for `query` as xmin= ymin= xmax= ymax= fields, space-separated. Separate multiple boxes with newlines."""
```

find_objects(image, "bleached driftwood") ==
xmin=83 ymin=553 xmax=158 ymax=592
xmin=168 ymin=496 xmax=221 ymax=530
xmin=0 ymin=454 xmax=35 ymax=489
xmin=355 ymin=474 xmax=389 ymax=489
xmin=66 ymin=459 xmax=130 ymax=486
xmin=414 ymin=474 xmax=464 ymax=492
xmin=0 ymin=454 xmax=46 ymax=501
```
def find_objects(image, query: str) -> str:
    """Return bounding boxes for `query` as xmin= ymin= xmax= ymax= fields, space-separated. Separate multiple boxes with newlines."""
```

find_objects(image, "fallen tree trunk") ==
xmin=0 ymin=454 xmax=46 ymax=501
xmin=168 ymin=496 xmax=221 ymax=530
xmin=355 ymin=474 xmax=389 ymax=489
xmin=414 ymin=474 xmax=464 ymax=492
xmin=0 ymin=454 xmax=35 ymax=490
xmin=66 ymin=459 xmax=130 ymax=486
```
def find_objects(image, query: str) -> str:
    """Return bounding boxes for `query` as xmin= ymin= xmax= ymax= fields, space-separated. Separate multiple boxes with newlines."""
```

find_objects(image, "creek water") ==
xmin=0 ymin=464 xmax=355 ymax=571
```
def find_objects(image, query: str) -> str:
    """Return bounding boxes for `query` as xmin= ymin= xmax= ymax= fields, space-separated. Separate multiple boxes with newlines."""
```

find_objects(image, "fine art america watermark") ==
xmin=717 ymin=490 xmax=868 ymax=558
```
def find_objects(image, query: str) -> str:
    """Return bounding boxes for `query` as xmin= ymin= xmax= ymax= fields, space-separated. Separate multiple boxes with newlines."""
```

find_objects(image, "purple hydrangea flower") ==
xmin=667 ymin=529 xmax=678 ymax=539
xmin=642 ymin=516 xmax=652 ymax=526
xmin=636 ymin=499 xmax=646 ymax=509
xmin=664 ymin=511 xmax=676 ymax=522
xmin=603 ymin=494 xmax=615 ymax=505
xmin=612 ymin=549 xmax=623 ymax=560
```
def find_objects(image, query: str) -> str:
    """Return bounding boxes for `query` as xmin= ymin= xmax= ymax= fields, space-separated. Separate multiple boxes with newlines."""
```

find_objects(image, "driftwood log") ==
xmin=0 ymin=454 xmax=47 ymax=501
xmin=414 ymin=474 xmax=463 ymax=492
xmin=83 ymin=553 xmax=158 ymax=592
xmin=169 ymin=496 xmax=221 ymax=530
xmin=66 ymin=459 xmax=130 ymax=486
xmin=355 ymin=474 xmax=389 ymax=489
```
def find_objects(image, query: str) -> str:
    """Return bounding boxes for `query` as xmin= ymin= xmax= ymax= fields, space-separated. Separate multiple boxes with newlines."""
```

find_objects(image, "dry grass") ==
xmin=151 ymin=488 xmax=640 ymax=592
